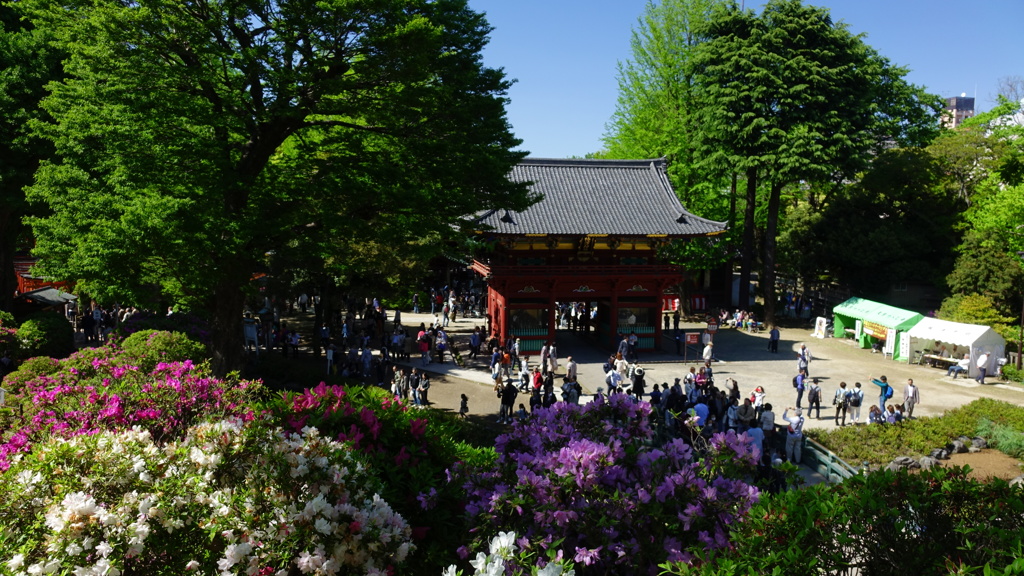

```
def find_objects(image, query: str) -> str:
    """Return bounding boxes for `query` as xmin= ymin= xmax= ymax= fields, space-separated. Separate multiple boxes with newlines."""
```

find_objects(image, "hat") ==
xmin=812 ymin=378 xmax=819 ymax=383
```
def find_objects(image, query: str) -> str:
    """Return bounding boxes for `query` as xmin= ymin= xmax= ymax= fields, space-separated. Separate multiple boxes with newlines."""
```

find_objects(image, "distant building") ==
xmin=943 ymin=94 xmax=975 ymax=128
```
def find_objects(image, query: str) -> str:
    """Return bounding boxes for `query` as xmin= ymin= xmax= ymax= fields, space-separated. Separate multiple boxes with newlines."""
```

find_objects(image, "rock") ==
xmin=971 ymin=437 xmax=988 ymax=449
xmin=958 ymin=435 xmax=972 ymax=444
xmin=930 ymin=448 xmax=950 ymax=460
xmin=886 ymin=456 xmax=921 ymax=471
xmin=968 ymin=445 xmax=982 ymax=453
xmin=918 ymin=456 xmax=942 ymax=470
xmin=1011 ymin=475 xmax=1024 ymax=489
xmin=946 ymin=440 xmax=968 ymax=454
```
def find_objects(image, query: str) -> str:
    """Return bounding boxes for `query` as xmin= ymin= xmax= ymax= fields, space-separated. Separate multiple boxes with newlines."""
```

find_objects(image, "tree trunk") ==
xmin=209 ymin=272 xmax=246 ymax=376
xmin=0 ymin=206 xmax=19 ymax=313
xmin=737 ymin=167 xmax=757 ymax=309
xmin=763 ymin=181 xmax=785 ymax=325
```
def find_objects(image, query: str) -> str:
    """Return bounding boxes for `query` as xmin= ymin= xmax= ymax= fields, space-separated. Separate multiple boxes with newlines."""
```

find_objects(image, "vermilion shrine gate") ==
xmin=472 ymin=158 xmax=726 ymax=355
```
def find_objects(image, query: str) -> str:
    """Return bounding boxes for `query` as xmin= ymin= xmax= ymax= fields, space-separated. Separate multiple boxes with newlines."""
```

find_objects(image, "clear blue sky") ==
xmin=466 ymin=0 xmax=1024 ymax=159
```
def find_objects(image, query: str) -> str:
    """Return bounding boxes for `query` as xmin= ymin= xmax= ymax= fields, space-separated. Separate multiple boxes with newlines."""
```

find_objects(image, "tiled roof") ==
xmin=477 ymin=158 xmax=727 ymax=236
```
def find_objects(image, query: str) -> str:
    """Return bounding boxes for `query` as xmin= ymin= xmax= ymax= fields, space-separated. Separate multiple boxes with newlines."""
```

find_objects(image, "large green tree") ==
xmin=22 ymin=0 xmax=533 ymax=373
xmin=689 ymin=0 xmax=941 ymax=320
xmin=0 ymin=6 xmax=62 ymax=311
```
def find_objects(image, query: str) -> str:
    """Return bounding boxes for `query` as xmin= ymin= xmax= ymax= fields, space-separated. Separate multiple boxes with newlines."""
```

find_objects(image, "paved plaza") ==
xmin=393 ymin=311 xmax=1024 ymax=430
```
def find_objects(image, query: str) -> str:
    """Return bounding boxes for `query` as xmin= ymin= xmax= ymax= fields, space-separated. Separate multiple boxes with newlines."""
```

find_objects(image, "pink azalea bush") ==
xmin=460 ymin=395 xmax=762 ymax=575
xmin=0 ymin=417 xmax=415 ymax=575
xmin=0 ymin=335 xmax=261 ymax=470
xmin=270 ymin=383 xmax=496 ymax=571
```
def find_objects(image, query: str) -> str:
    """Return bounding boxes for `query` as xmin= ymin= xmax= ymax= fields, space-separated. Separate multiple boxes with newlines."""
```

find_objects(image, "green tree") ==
xmin=0 ymin=6 xmax=62 ymax=312
xmin=691 ymin=0 xmax=941 ymax=319
xmin=21 ymin=0 xmax=533 ymax=374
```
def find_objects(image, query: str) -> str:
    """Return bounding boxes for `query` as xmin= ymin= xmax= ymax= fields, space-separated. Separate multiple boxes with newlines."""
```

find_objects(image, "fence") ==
xmin=802 ymin=436 xmax=861 ymax=484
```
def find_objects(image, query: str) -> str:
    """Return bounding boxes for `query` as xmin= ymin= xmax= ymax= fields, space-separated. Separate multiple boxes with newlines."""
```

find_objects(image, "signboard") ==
xmin=862 ymin=321 xmax=888 ymax=339
xmin=812 ymin=316 xmax=827 ymax=339
xmin=706 ymin=320 xmax=719 ymax=334
xmin=686 ymin=333 xmax=700 ymax=345
xmin=885 ymin=328 xmax=897 ymax=357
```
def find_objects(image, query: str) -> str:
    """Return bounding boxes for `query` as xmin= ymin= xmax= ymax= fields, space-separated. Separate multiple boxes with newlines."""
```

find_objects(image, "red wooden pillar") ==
xmin=610 ymin=288 xmax=619 ymax=352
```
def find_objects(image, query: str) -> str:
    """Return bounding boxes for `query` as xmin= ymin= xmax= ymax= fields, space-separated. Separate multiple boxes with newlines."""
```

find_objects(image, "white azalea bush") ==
xmin=443 ymin=531 xmax=575 ymax=576
xmin=0 ymin=417 xmax=414 ymax=576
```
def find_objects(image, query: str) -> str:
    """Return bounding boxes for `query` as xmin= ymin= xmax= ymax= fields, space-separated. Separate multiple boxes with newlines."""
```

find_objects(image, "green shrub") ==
xmin=976 ymin=418 xmax=1024 ymax=460
xmin=0 ymin=310 xmax=14 ymax=327
xmin=664 ymin=467 xmax=1024 ymax=576
xmin=16 ymin=312 xmax=75 ymax=360
xmin=807 ymin=398 xmax=1024 ymax=466
xmin=0 ymin=356 xmax=61 ymax=394
xmin=120 ymin=330 xmax=208 ymax=372
xmin=1002 ymin=363 xmax=1023 ymax=384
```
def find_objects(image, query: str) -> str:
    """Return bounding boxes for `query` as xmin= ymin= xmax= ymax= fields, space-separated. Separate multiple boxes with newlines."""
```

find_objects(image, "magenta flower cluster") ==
xmin=1 ymin=346 xmax=257 ymax=470
xmin=461 ymin=394 xmax=761 ymax=575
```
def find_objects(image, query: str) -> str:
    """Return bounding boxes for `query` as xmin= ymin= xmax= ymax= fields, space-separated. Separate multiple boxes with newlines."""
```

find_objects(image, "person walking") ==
xmin=796 ymin=343 xmax=812 ymax=376
xmin=807 ymin=378 xmax=823 ymax=419
xmin=833 ymin=381 xmax=851 ymax=426
xmin=702 ymin=341 xmax=714 ymax=364
xmin=793 ymin=368 xmax=807 ymax=408
xmin=849 ymin=382 xmax=864 ymax=424
xmin=498 ymin=380 xmax=518 ymax=424
xmin=976 ymin=351 xmax=991 ymax=384
xmin=782 ymin=407 xmax=805 ymax=464
xmin=903 ymin=379 xmax=920 ymax=418
xmin=768 ymin=325 xmax=780 ymax=353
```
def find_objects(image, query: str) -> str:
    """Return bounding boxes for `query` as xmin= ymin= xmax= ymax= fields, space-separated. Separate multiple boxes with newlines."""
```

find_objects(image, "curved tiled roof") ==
xmin=477 ymin=158 xmax=727 ymax=237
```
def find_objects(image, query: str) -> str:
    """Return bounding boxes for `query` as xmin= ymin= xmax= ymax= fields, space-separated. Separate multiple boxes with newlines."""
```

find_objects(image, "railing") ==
xmin=802 ymin=436 xmax=861 ymax=483
xmin=473 ymin=262 xmax=682 ymax=277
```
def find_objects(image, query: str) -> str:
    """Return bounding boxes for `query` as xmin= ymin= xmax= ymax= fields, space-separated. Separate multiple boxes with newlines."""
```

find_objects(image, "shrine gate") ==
xmin=472 ymin=158 xmax=727 ymax=354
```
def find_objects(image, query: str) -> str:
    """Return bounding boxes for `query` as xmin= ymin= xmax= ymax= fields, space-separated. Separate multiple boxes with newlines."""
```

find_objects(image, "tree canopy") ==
xmin=21 ymin=0 xmax=534 ymax=373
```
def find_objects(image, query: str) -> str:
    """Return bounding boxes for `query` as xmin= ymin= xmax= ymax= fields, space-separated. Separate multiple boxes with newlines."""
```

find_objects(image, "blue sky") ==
xmin=466 ymin=0 xmax=1024 ymax=159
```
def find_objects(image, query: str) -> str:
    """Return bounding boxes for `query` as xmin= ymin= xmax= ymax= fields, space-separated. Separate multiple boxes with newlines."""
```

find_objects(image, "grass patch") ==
xmin=806 ymin=398 xmax=1024 ymax=466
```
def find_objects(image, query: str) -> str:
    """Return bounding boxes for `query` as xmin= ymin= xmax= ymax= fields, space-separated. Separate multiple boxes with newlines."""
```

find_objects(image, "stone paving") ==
xmin=397 ymin=310 xmax=1024 ymax=431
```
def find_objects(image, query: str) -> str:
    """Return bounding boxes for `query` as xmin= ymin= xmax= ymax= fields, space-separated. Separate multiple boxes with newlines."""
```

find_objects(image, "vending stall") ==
xmin=904 ymin=317 xmax=1005 ymax=378
xmin=832 ymin=297 xmax=924 ymax=361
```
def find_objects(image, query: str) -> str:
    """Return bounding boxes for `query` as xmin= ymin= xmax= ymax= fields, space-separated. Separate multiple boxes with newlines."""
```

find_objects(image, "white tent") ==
xmin=905 ymin=317 xmax=1005 ymax=378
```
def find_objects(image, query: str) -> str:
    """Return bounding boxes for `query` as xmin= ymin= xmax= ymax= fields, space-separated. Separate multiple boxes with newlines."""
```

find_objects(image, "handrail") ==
xmin=803 ymin=436 xmax=861 ymax=483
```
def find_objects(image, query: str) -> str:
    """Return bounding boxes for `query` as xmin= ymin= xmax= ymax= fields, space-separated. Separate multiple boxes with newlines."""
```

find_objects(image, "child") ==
xmin=517 ymin=403 xmax=528 ymax=421
xmin=459 ymin=394 xmax=469 ymax=419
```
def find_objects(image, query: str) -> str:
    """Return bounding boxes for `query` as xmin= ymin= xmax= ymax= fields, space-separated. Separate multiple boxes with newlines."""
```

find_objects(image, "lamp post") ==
xmin=1017 ymin=251 xmax=1024 ymax=370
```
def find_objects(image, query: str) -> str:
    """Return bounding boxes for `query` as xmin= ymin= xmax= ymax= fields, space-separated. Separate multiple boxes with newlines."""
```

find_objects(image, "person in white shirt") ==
xmin=947 ymin=354 xmax=970 ymax=378
xmin=702 ymin=341 xmax=714 ymax=363
xmin=975 ymin=351 xmax=991 ymax=384
xmin=782 ymin=407 xmax=804 ymax=464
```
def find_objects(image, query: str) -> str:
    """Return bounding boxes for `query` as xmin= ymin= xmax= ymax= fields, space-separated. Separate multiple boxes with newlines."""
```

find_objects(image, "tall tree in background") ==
xmin=0 ymin=7 xmax=62 ymax=311
xmin=602 ymin=0 xmax=726 ymax=214
xmin=22 ymin=0 xmax=533 ymax=374
xmin=691 ymin=0 xmax=940 ymax=322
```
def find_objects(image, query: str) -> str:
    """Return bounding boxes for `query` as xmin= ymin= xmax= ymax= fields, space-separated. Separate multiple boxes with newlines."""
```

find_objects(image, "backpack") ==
xmin=885 ymin=386 xmax=893 ymax=399
xmin=792 ymin=375 xmax=799 ymax=388
xmin=808 ymin=387 xmax=820 ymax=403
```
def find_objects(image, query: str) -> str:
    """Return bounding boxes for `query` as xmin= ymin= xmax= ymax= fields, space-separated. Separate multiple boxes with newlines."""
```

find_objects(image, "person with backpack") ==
xmin=498 ymin=380 xmax=519 ymax=424
xmin=833 ymin=381 xmax=851 ymax=426
xmin=871 ymin=375 xmax=892 ymax=410
xmin=793 ymin=368 xmax=807 ymax=409
xmin=848 ymin=382 xmax=864 ymax=424
xmin=806 ymin=378 xmax=823 ymax=419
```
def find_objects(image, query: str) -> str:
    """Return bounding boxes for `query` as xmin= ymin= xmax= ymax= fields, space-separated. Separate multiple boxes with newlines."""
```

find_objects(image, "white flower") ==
xmin=488 ymin=531 xmax=517 ymax=558
xmin=469 ymin=553 xmax=489 ymax=573
xmin=441 ymin=566 xmax=458 ymax=576
xmin=538 ymin=562 xmax=574 ymax=576
xmin=6 ymin=554 xmax=25 ymax=571
xmin=185 ymin=560 xmax=200 ymax=571
xmin=314 ymin=518 xmax=332 ymax=535
xmin=66 ymin=542 xmax=83 ymax=556
xmin=95 ymin=541 xmax=113 ymax=558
